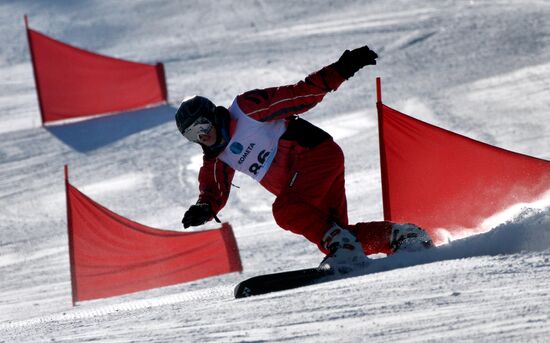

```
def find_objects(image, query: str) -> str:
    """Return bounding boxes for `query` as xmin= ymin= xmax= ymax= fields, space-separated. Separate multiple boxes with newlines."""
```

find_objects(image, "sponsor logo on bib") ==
xmin=238 ymin=143 xmax=256 ymax=164
xmin=230 ymin=142 xmax=244 ymax=154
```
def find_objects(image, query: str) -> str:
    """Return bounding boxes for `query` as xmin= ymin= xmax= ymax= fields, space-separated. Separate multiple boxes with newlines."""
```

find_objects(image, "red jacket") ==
xmin=197 ymin=63 xmax=347 ymax=214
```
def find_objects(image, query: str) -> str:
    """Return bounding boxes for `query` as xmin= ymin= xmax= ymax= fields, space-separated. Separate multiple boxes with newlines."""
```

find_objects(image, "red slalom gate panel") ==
xmin=25 ymin=16 xmax=168 ymax=124
xmin=65 ymin=168 xmax=241 ymax=304
xmin=376 ymin=79 xmax=550 ymax=241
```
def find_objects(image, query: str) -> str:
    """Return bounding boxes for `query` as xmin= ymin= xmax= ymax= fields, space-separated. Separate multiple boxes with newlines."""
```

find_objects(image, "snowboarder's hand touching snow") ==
xmin=182 ymin=203 xmax=213 ymax=228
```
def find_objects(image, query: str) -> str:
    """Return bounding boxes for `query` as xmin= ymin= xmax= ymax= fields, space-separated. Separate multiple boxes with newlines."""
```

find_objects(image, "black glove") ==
xmin=334 ymin=45 xmax=378 ymax=79
xmin=182 ymin=203 xmax=213 ymax=228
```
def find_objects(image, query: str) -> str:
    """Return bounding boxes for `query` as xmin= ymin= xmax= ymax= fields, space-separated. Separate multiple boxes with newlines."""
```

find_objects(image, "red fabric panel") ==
xmin=378 ymin=104 xmax=550 ymax=240
xmin=27 ymin=28 xmax=167 ymax=123
xmin=66 ymin=183 xmax=242 ymax=303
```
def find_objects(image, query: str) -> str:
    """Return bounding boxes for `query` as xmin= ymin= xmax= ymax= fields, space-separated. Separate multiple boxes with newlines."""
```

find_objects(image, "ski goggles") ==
xmin=182 ymin=116 xmax=213 ymax=143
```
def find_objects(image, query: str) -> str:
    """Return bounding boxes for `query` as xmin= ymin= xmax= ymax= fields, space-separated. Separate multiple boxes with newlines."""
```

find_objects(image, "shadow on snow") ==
xmin=45 ymin=104 xmax=177 ymax=153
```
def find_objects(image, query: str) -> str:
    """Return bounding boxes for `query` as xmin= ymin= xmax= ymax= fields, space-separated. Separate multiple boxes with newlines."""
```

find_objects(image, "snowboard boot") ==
xmin=319 ymin=223 xmax=369 ymax=274
xmin=390 ymin=223 xmax=434 ymax=252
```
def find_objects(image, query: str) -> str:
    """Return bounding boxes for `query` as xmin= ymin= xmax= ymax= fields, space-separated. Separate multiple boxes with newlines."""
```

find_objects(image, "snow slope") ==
xmin=1 ymin=0 xmax=550 ymax=341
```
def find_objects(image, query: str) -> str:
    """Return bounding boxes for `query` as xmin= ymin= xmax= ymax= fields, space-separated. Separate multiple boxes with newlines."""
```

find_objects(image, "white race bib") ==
xmin=218 ymin=99 xmax=286 ymax=181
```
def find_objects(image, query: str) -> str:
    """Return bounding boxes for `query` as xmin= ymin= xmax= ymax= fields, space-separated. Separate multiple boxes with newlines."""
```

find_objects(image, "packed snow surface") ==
xmin=1 ymin=1 xmax=550 ymax=342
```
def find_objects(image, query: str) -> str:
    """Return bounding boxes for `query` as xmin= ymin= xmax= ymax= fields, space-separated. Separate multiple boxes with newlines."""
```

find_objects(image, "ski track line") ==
xmin=0 ymin=285 xmax=232 ymax=332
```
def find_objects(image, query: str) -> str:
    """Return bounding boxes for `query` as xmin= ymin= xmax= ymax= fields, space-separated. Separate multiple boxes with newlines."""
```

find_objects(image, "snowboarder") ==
xmin=175 ymin=46 xmax=433 ymax=271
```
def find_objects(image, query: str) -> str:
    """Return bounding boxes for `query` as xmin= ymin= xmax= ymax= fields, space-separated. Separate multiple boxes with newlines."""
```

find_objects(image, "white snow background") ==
xmin=1 ymin=1 xmax=550 ymax=342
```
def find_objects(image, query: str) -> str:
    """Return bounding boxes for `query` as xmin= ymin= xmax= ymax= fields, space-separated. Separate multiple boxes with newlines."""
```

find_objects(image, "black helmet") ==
xmin=175 ymin=96 xmax=216 ymax=136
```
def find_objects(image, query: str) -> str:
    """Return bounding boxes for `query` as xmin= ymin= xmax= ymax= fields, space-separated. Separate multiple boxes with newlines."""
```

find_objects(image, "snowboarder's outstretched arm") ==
xmin=182 ymin=155 xmax=235 ymax=228
xmin=197 ymin=155 xmax=235 ymax=215
xmin=236 ymin=45 xmax=378 ymax=122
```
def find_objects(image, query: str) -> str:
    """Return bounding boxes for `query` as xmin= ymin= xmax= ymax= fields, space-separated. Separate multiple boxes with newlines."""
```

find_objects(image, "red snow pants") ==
xmin=271 ymin=139 xmax=393 ymax=255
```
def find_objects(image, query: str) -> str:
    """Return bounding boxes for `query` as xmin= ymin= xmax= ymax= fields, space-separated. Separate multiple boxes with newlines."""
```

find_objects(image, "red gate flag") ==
xmin=64 ymin=166 xmax=241 ymax=304
xmin=25 ymin=16 xmax=168 ymax=124
xmin=376 ymin=78 xmax=550 ymax=242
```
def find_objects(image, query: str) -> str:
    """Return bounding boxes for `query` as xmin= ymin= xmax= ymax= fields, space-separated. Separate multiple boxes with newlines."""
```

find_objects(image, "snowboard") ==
xmin=234 ymin=267 xmax=335 ymax=298
xmin=234 ymin=244 xmax=437 ymax=298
